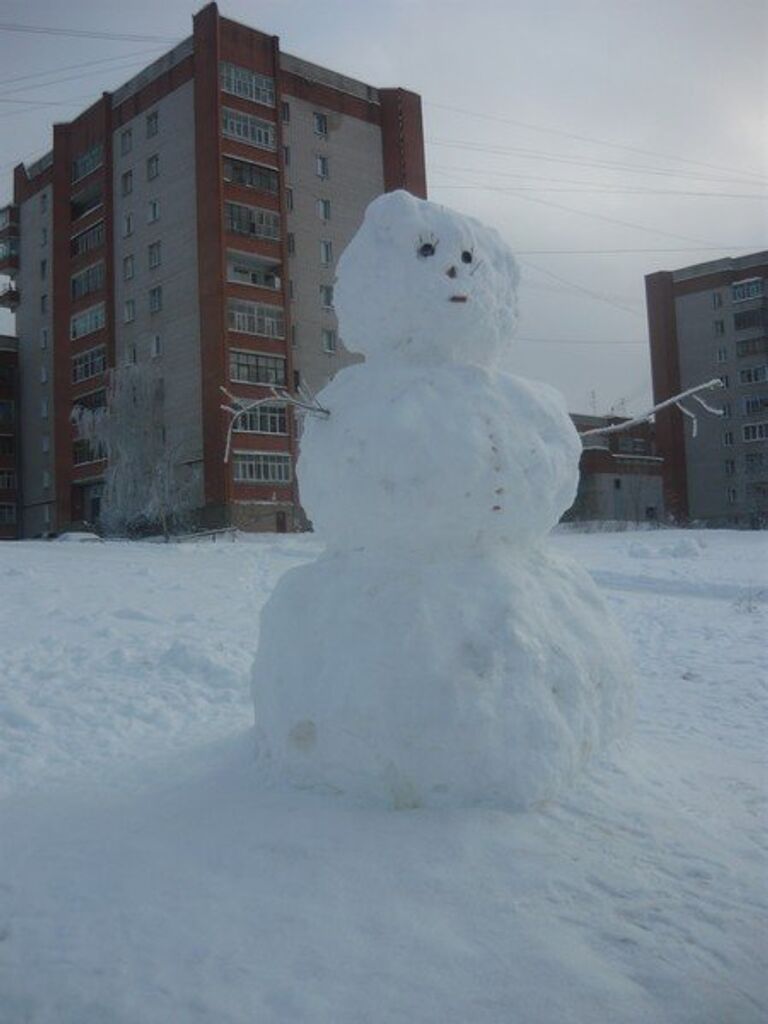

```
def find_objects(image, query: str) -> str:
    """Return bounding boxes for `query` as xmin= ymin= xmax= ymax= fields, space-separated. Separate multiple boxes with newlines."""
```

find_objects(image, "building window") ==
xmin=734 ymin=309 xmax=765 ymax=331
xmin=40 ymin=365 xmax=48 ymax=384
xmin=40 ymin=258 xmax=47 ymax=280
xmin=71 ymin=142 xmax=103 ymax=183
xmin=148 ymin=241 xmax=161 ymax=269
xmin=120 ymin=129 xmax=132 ymax=156
xmin=291 ymin=324 xmax=298 ymax=347
xmin=42 ymin=470 xmax=50 ymax=489
xmin=234 ymin=404 xmax=287 ymax=434
xmin=40 ymin=294 xmax=47 ymax=314
xmin=221 ymin=107 xmax=276 ymax=150
xmin=229 ymin=350 xmax=286 ymax=386
xmin=123 ymin=255 xmax=135 ymax=281
xmin=123 ymin=212 xmax=134 ymax=238
xmin=40 ymin=398 xmax=48 ymax=419
xmin=320 ymin=239 xmax=332 ymax=265
xmin=743 ymin=422 xmax=768 ymax=442
xmin=224 ymin=201 xmax=280 ymax=240
xmin=721 ymin=401 xmax=732 ymax=418
xmin=281 ymin=101 xmax=290 ymax=123
xmin=732 ymin=278 xmax=764 ymax=303
xmin=40 ymin=192 xmax=48 ymax=214
xmin=124 ymin=299 xmax=136 ymax=323
xmin=724 ymin=459 xmax=735 ymax=476
xmin=219 ymin=62 xmax=275 ymax=106
xmin=315 ymin=155 xmax=329 ymax=179
xmin=0 ymin=435 xmax=14 ymax=455
xmin=233 ymin=451 xmax=291 ymax=483
xmin=147 ymin=199 xmax=160 ymax=223
xmin=289 ymin=279 xmax=295 ymax=299
xmin=222 ymin=156 xmax=279 ymax=194
xmin=287 ymin=232 xmax=295 ymax=255
xmin=72 ymin=389 xmax=106 ymax=413
xmin=285 ymin=187 xmax=294 ymax=211
xmin=712 ymin=292 xmax=723 ymax=309
xmin=40 ymin=327 xmax=48 ymax=349
xmin=146 ymin=154 xmax=159 ymax=180
xmin=150 ymin=334 xmax=162 ymax=358
xmin=745 ymin=452 xmax=765 ymax=474
xmin=70 ymin=303 xmax=106 ymax=341
xmin=70 ymin=185 xmax=102 ymax=221
xmin=317 ymin=198 xmax=331 ymax=222
xmin=737 ymin=337 xmax=768 ymax=358
xmin=713 ymin=319 xmax=725 ymax=336
xmin=320 ymin=285 xmax=334 ymax=309
xmin=0 ymin=400 xmax=14 ymax=426
xmin=744 ymin=395 xmax=768 ymax=416
xmin=0 ymin=504 xmax=16 ymax=525
xmin=726 ymin=487 xmax=737 ymax=504
xmin=720 ymin=374 xmax=729 ymax=388
xmin=283 ymin=145 xmax=291 ymax=167
xmin=121 ymin=169 xmax=133 ymax=196
xmin=739 ymin=365 xmax=768 ymax=385
xmin=71 ymin=261 xmax=105 ymax=300
xmin=146 ymin=110 xmax=158 ymax=138
xmin=71 ymin=220 xmax=104 ymax=257
xmin=322 ymin=327 xmax=337 ymax=353
xmin=41 ymin=226 xmax=48 ymax=246
xmin=149 ymin=286 xmax=163 ymax=314
xmin=227 ymin=299 xmax=285 ymax=339
xmin=716 ymin=346 xmax=728 ymax=363
xmin=0 ymin=470 xmax=16 ymax=489
xmin=722 ymin=430 xmax=734 ymax=446
xmin=72 ymin=345 xmax=107 ymax=383
xmin=313 ymin=112 xmax=328 ymax=136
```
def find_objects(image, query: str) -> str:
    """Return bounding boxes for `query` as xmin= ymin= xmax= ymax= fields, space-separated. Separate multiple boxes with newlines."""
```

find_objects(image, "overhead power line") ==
xmin=0 ymin=49 xmax=168 ymax=96
xmin=425 ymin=101 xmax=768 ymax=185
xmin=430 ymin=181 xmax=768 ymax=200
xmin=0 ymin=22 xmax=179 ymax=44
xmin=427 ymin=138 xmax=768 ymax=188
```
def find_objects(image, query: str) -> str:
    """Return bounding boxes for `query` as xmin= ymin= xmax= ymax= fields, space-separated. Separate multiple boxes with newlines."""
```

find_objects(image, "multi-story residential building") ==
xmin=0 ymin=335 xmax=20 ymax=538
xmin=1 ymin=2 xmax=426 ymax=537
xmin=567 ymin=415 xmax=664 ymax=524
xmin=646 ymin=252 xmax=768 ymax=527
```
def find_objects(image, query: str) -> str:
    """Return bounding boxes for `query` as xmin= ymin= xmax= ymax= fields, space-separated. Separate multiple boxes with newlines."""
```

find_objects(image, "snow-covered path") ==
xmin=0 ymin=531 xmax=766 ymax=1022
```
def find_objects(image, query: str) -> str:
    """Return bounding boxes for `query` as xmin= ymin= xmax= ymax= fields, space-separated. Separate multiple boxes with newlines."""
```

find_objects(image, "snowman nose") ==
xmin=446 ymin=266 xmax=458 ymax=279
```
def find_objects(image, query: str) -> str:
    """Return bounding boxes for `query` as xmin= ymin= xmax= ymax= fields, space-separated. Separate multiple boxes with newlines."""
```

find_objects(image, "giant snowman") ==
xmin=252 ymin=191 xmax=632 ymax=809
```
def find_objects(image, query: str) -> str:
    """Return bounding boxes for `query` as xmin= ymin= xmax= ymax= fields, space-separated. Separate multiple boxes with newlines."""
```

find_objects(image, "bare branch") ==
xmin=579 ymin=378 xmax=725 ymax=439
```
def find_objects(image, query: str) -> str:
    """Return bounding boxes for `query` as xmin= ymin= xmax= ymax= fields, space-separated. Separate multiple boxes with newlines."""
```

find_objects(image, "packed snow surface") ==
xmin=0 ymin=530 xmax=766 ymax=1022
xmin=254 ymin=192 xmax=631 ymax=807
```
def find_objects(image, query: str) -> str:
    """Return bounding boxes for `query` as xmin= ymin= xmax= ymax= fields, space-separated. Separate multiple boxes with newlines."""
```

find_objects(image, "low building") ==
xmin=566 ymin=414 xmax=664 ymax=524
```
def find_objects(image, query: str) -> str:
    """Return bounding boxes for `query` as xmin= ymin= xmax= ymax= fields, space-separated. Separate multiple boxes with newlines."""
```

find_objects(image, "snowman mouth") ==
xmin=450 ymin=295 xmax=469 ymax=303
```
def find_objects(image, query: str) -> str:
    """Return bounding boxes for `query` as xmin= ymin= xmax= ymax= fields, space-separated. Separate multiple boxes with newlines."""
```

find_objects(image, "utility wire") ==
xmin=0 ymin=22 xmax=179 ymax=44
xmin=430 ymin=181 xmax=768 ymax=200
xmin=427 ymin=138 xmax=768 ymax=187
xmin=425 ymin=101 xmax=768 ymax=184
xmin=0 ymin=48 xmax=168 ymax=91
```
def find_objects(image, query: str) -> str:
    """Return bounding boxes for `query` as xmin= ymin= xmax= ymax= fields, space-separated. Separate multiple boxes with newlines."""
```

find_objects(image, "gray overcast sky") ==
xmin=1 ymin=0 xmax=766 ymax=413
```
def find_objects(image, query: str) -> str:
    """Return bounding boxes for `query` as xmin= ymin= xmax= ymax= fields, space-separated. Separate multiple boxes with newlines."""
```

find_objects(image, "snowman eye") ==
xmin=418 ymin=242 xmax=437 ymax=258
xmin=461 ymin=250 xmax=473 ymax=264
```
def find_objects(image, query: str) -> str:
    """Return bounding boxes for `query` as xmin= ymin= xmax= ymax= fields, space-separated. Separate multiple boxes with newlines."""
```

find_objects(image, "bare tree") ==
xmin=73 ymin=363 xmax=195 ymax=538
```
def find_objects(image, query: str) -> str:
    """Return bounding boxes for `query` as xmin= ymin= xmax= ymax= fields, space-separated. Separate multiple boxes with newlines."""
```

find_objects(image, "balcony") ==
xmin=0 ymin=205 xmax=18 ymax=233
xmin=0 ymin=237 xmax=19 ymax=273
xmin=0 ymin=284 xmax=19 ymax=310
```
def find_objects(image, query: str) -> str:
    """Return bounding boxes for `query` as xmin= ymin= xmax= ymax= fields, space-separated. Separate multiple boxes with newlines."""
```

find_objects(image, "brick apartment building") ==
xmin=567 ymin=415 xmax=664 ymax=524
xmin=646 ymin=252 xmax=768 ymax=527
xmin=0 ymin=335 xmax=19 ymax=538
xmin=0 ymin=2 xmax=426 ymax=537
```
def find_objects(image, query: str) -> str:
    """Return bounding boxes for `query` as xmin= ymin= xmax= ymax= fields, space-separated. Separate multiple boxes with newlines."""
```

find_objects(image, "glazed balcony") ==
xmin=0 ymin=237 xmax=19 ymax=274
xmin=0 ymin=205 xmax=19 ymax=234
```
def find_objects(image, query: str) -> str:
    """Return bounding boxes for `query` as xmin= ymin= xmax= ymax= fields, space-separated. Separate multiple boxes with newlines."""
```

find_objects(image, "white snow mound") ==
xmin=252 ymin=191 xmax=633 ymax=808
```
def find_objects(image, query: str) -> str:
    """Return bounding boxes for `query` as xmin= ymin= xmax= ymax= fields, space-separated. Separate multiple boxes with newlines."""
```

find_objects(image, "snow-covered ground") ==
xmin=0 ymin=529 xmax=765 ymax=1023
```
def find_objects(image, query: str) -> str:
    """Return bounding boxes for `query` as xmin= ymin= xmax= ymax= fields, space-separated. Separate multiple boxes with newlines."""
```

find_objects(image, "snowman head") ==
xmin=335 ymin=191 xmax=519 ymax=367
